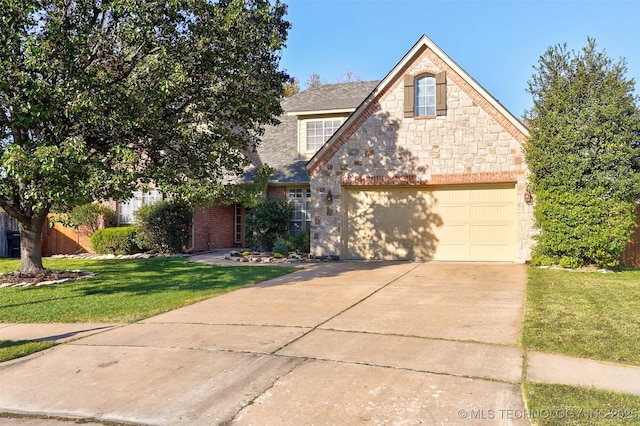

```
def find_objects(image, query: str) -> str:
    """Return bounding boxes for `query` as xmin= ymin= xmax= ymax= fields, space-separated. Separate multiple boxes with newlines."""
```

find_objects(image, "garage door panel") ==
xmin=345 ymin=185 xmax=517 ymax=262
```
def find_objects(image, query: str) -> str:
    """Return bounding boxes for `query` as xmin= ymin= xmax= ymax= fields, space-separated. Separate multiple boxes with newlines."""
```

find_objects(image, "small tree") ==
xmin=283 ymin=77 xmax=300 ymax=98
xmin=305 ymin=72 xmax=323 ymax=88
xmin=55 ymin=203 xmax=117 ymax=234
xmin=525 ymin=38 xmax=640 ymax=268
xmin=245 ymin=199 xmax=292 ymax=251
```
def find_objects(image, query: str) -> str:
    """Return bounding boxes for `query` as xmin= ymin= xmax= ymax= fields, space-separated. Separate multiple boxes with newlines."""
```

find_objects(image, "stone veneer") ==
xmin=308 ymin=45 xmax=534 ymax=263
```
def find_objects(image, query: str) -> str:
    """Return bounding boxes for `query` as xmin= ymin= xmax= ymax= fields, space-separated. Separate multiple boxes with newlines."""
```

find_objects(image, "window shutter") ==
xmin=404 ymin=75 xmax=414 ymax=118
xmin=436 ymin=71 xmax=447 ymax=116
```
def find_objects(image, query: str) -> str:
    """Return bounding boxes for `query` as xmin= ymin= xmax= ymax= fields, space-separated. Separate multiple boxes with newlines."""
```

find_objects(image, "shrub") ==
xmin=273 ymin=252 xmax=284 ymax=259
xmin=531 ymin=189 xmax=637 ymax=268
xmin=530 ymin=253 xmax=556 ymax=267
xmin=134 ymin=199 xmax=193 ymax=254
xmin=558 ymin=256 xmax=583 ymax=269
xmin=245 ymin=199 xmax=293 ymax=251
xmin=272 ymin=237 xmax=288 ymax=255
xmin=90 ymin=226 xmax=140 ymax=254
xmin=285 ymin=231 xmax=310 ymax=253
xmin=242 ymin=251 xmax=252 ymax=257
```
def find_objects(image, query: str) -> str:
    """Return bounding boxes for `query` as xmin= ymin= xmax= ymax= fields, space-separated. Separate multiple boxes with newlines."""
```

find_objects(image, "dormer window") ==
xmin=306 ymin=119 xmax=342 ymax=152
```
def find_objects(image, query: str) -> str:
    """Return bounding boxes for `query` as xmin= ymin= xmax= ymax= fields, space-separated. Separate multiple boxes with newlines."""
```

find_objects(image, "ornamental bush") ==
xmin=272 ymin=237 xmax=288 ymax=255
xmin=90 ymin=226 xmax=141 ymax=255
xmin=134 ymin=200 xmax=193 ymax=254
xmin=285 ymin=230 xmax=310 ymax=253
xmin=245 ymin=199 xmax=293 ymax=251
xmin=530 ymin=190 xmax=637 ymax=268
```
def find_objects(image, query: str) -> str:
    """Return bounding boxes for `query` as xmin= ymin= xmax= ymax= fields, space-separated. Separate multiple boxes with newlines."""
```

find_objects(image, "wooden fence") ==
xmin=41 ymin=215 xmax=93 ymax=257
xmin=620 ymin=204 xmax=640 ymax=268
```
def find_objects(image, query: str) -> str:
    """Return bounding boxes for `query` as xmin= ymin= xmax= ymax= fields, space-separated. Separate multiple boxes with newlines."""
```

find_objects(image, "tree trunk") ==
xmin=18 ymin=213 xmax=47 ymax=274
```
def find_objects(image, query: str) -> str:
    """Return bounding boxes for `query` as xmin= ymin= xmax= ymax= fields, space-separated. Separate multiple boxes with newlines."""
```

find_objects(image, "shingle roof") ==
xmin=283 ymin=80 xmax=380 ymax=113
xmin=250 ymin=81 xmax=379 ymax=184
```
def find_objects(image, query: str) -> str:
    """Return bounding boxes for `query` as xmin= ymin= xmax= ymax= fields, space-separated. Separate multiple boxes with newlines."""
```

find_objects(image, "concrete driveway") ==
xmin=0 ymin=261 xmax=528 ymax=425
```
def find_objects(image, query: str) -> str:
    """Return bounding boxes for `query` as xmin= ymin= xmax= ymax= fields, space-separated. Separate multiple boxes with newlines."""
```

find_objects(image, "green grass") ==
xmin=0 ymin=257 xmax=295 ymax=323
xmin=522 ymin=267 xmax=640 ymax=365
xmin=0 ymin=340 xmax=56 ymax=362
xmin=523 ymin=382 xmax=640 ymax=425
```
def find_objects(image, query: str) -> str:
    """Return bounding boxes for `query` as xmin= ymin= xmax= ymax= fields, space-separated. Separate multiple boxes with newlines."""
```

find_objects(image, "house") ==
xmin=43 ymin=34 xmax=639 ymax=266
xmin=189 ymin=35 xmax=535 ymax=261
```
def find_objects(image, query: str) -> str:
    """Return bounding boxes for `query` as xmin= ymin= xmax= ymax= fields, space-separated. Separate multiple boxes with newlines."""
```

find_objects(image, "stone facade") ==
xmin=308 ymin=45 xmax=534 ymax=263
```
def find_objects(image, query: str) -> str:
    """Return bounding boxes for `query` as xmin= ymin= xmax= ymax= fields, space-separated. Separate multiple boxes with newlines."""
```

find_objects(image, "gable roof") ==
xmin=306 ymin=34 xmax=530 ymax=176
xmin=250 ymin=80 xmax=379 ymax=184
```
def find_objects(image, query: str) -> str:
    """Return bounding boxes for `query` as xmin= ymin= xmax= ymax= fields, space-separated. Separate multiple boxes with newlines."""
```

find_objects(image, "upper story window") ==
xmin=118 ymin=189 xmax=163 ymax=224
xmin=305 ymin=119 xmax=342 ymax=153
xmin=404 ymin=71 xmax=447 ymax=118
xmin=415 ymin=75 xmax=436 ymax=117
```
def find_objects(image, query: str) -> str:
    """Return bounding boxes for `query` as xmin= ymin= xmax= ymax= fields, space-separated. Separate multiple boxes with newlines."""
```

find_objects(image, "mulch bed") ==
xmin=0 ymin=269 xmax=94 ymax=288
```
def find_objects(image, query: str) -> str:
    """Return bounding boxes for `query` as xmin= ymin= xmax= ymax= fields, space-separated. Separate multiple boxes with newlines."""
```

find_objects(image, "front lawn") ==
xmin=522 ymin=267 xmax=640 ymax=424
xmin=0 ymin=257 xmax=295 ymax=323
xmin=524 ymin=383 xmax=640 ymax=426
xmin=522 ymin=267 xmax=640 ymax=366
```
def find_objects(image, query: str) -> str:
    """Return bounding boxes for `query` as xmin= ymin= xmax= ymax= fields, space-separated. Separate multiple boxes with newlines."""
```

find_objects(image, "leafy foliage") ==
xmin=525 ymin=38 xmax=640 ymax=268
xmin=175 ymin=164 xmax=273 ymax=208
xmin=285 ymin=231 xmax=311 ymax=254
xmin=134 ymin=200 xmax=193 ymax=254
xmin=0 ymin=0 xmax=290 ymax=272
xmin=54 ymin=203 xmax=117 ymax=234
xmin=90 ymin=226 xmax=140 ymax=255
xmin=245 ymin=199 xmax=292 ymax=251
xmin=272 ymin=237 xmax=288 ymax=255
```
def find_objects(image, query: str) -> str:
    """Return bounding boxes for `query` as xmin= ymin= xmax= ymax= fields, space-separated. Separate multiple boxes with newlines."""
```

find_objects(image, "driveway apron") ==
xmin=0 ymin=261 xmax=528 ymax=425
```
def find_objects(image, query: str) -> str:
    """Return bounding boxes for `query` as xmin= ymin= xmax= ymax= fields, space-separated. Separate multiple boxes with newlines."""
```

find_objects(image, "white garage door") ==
xmin=344 ymin=184 xmax=517 ymax=261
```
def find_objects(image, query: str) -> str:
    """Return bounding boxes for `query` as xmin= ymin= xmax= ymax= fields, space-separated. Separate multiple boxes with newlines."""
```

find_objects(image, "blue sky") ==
xmin=279 ymin=0 xmax=640 ymax=118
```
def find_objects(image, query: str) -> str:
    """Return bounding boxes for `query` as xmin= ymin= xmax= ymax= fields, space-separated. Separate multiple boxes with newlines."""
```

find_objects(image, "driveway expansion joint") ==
xmin=271 ymin=263 xmax=423 ymax=356
xmin=224 ymin=358 xmax=308 ymax=425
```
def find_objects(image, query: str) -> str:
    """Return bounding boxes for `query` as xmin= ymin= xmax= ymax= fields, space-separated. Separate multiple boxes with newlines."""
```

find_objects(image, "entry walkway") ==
xmin=1 ymin=261 xmax=639 ymax=425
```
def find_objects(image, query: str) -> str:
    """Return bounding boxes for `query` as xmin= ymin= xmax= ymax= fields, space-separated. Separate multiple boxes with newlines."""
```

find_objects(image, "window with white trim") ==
xmin=305 ymin=119 xmax=342 ymax=153
xmin=118 ymin=189 xmax=163 ymax=224
xmin=415 ymin=75 xmax=436 ymax=117
xmin=288 ymin=188 xmax=311 ymax=236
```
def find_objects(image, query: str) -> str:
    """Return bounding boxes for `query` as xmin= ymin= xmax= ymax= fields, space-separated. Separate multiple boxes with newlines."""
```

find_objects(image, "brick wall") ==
xmin=309 ymin=45 xmax=534 ymax=262
xmin=192 ymin=204 xmax=241 ymax=251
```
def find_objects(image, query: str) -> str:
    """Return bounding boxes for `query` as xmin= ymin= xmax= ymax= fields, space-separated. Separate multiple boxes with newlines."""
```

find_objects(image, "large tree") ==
xmin=525 ymin=38 xmax=640 ymax=268
xmin=0 ymin=0 xmax=290 ymax=273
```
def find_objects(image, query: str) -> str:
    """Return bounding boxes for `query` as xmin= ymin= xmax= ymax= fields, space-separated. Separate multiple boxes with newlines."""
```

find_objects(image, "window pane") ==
xmin=287 ymin=187 xmax=311 ymax=236
xmin=415 ymin=75 xmax=436 ymax=116
xmin=306 ymin=120 xmax=342 ymax=152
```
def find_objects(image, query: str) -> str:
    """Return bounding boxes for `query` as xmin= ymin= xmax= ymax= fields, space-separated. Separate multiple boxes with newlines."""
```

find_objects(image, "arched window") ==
xmin=403 ymin=71 xmax=446 ymax=118
xmin=415 ymin=74 xmax=436 ymax=117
